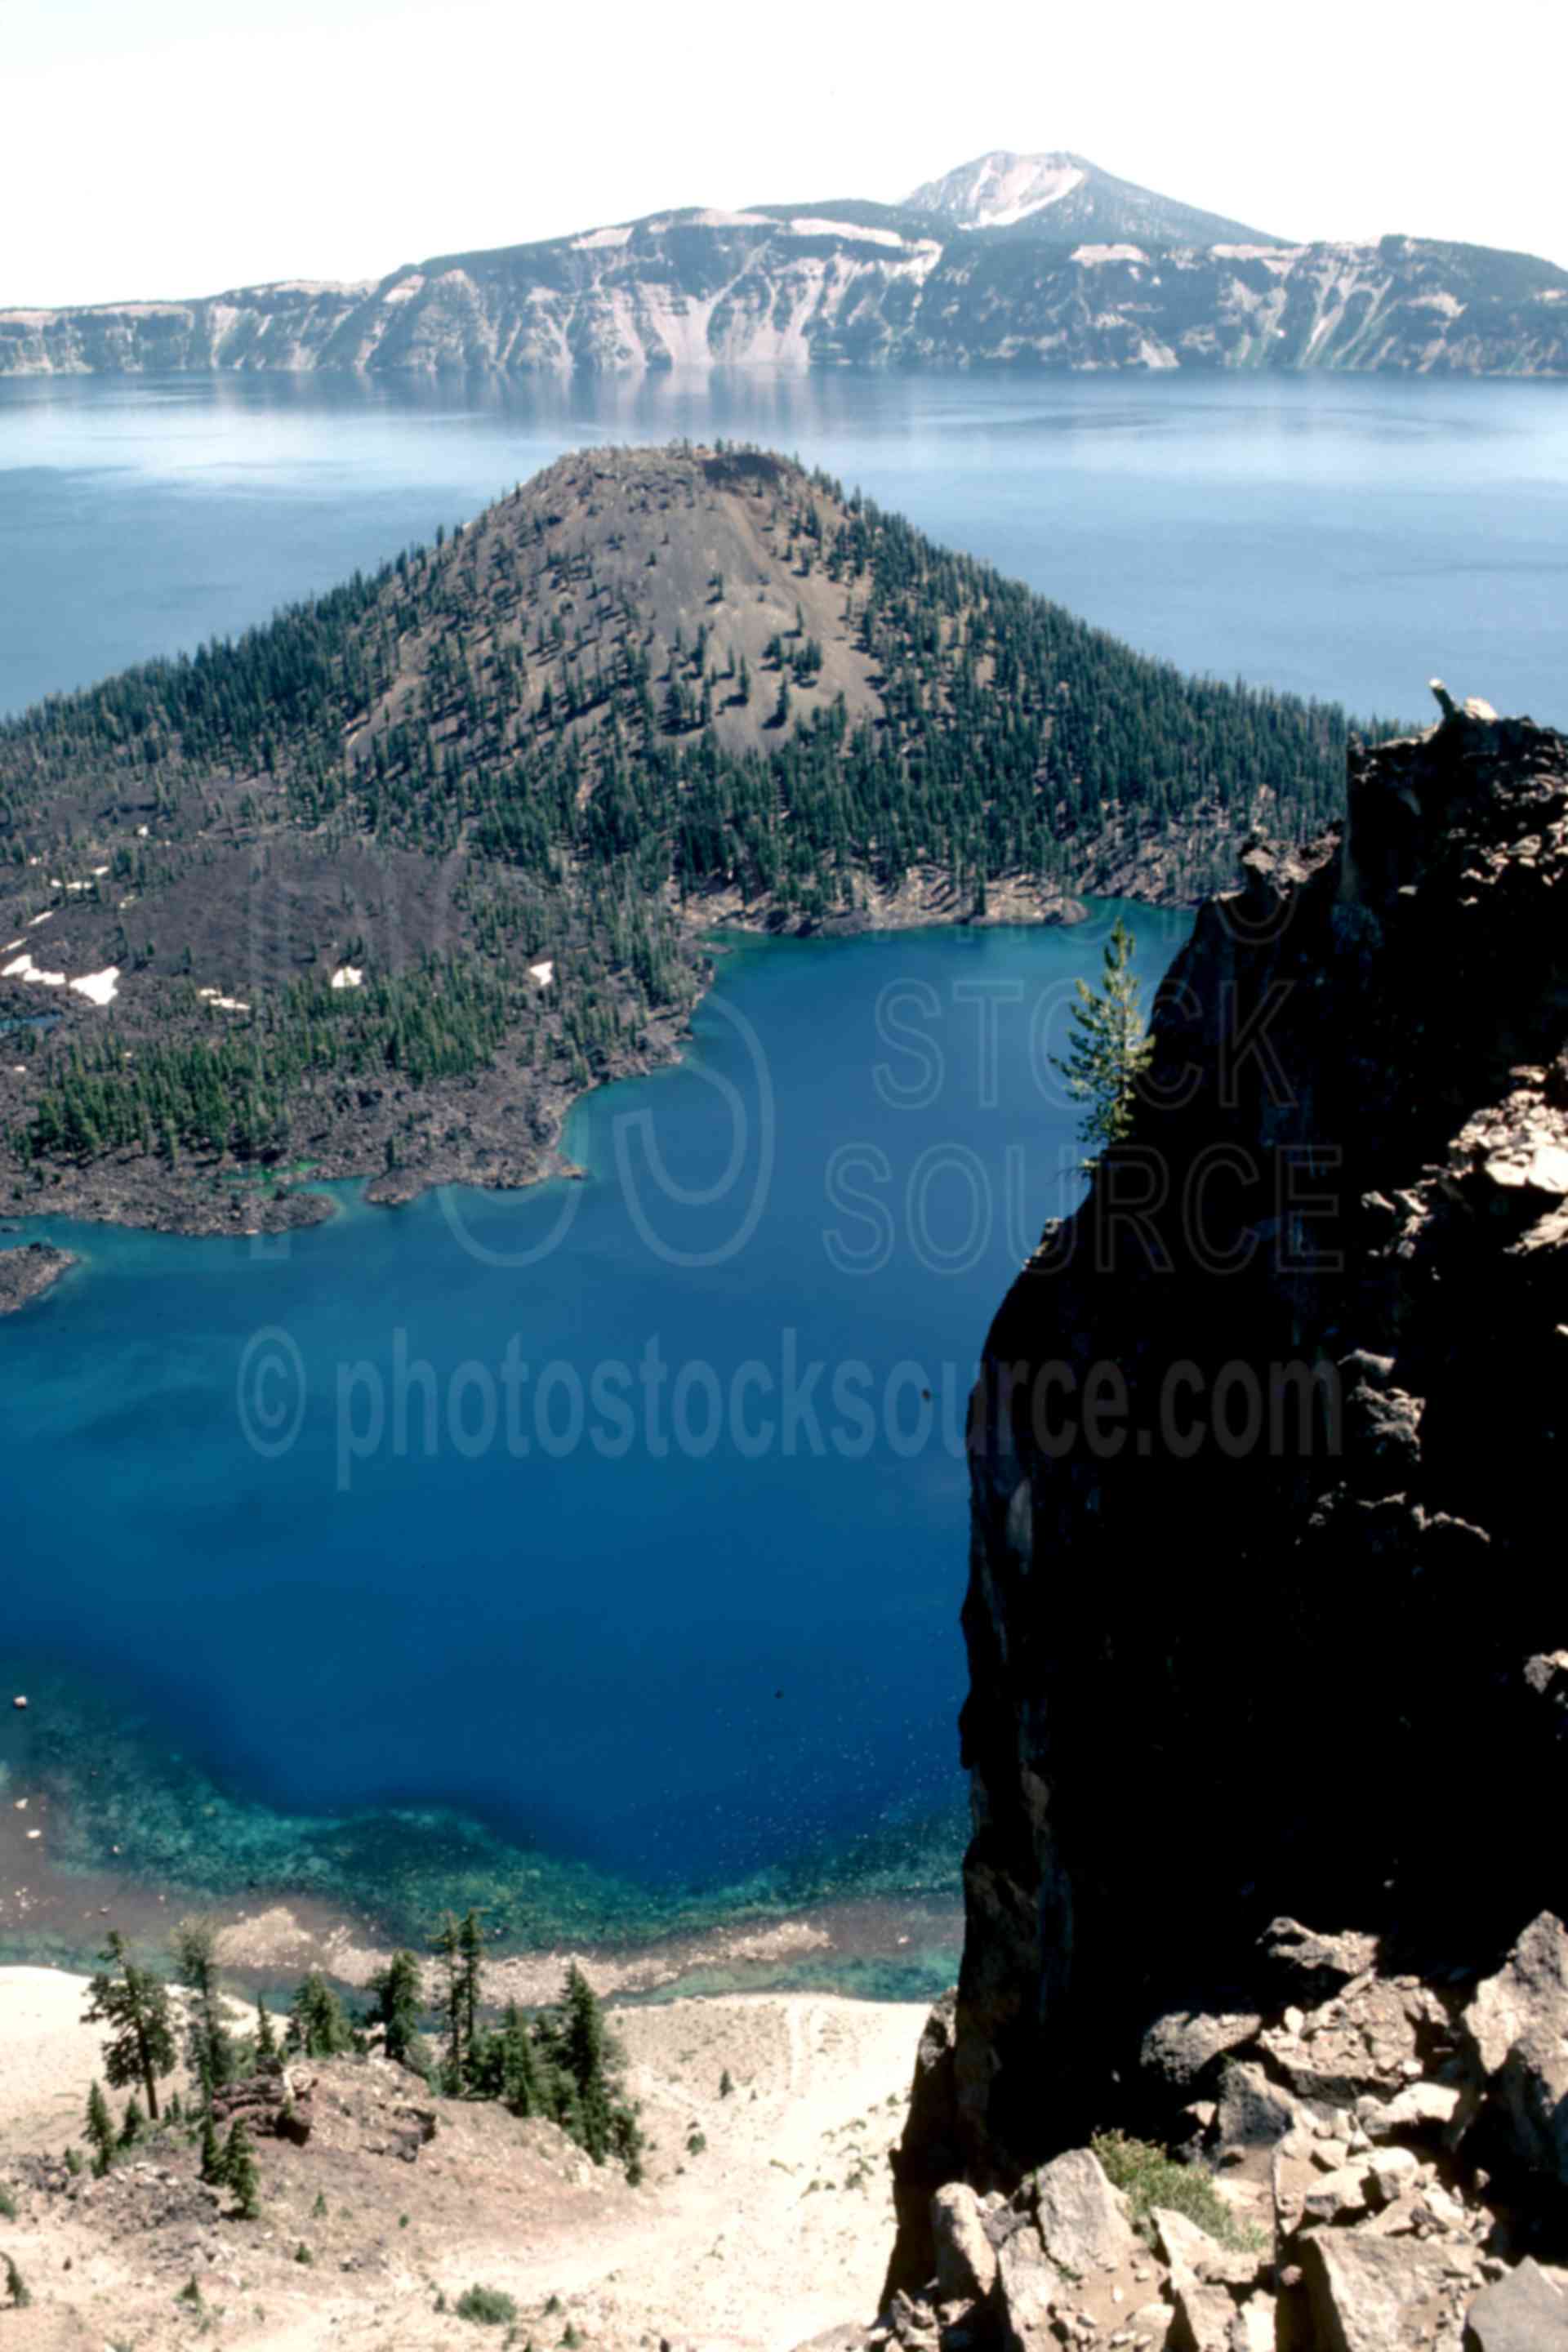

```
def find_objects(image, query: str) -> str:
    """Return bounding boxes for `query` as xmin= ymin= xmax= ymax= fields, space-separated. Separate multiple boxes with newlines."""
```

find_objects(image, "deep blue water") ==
xmin=0 ymin=913 xmax=1187 ymax=1937
xmin=2 ymin=364 xmax=1565 ymax=1949
xmin=2 ymin=370 xmax=1566 ymax=725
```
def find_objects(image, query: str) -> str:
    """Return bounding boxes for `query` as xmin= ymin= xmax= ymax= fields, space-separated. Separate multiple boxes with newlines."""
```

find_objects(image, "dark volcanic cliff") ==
xmin=936 ymin=693 xmax=1568 ymax=2203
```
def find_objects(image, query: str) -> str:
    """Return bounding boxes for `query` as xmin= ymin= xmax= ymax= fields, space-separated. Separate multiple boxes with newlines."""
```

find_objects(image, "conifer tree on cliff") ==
xmin=497 ymin=2002 xmax=542 ymax=2117
xmin=433 ymin=1915 xmax=464 ymax=2091
xmin=1052 ymin=917 xmax=1155 ymax=1167
xmin=255 ymin=1994 xmax=280 ymax=2074
xmin=285 ymin=1970 xmax=353 ymax=2060
xmin=368 ymin=1949 xmax=426 ymax=2073
xmin=85 ymin=2081 xmax=116 ymax=2177
xmin=457 ymin=1911 xmax=485 ymax=2081
xmin=432 ymin=1910 xmax=486 ymax=2091
xmin=82 ymin=1932 xmax=176 ymax=2120
xmin=172 ymin=1918 xmax=235 ymax=2092
xmin=224 ymin=2120 xmax=261 ymax=2220
xmin=536 ymin=1964 xmax=644 ymax=2181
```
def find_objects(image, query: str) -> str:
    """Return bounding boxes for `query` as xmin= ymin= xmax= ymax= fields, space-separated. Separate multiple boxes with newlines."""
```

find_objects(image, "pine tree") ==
xmin=255 ymin=1994 xmax=280 ymax=2074
xmin=433 ymin=1916 xmax=464 ymax=2092
xmin=497 ymin=2002 xmax=542 ymax=2117
xmin=457 ymin=1912 xmax=485 ymax=2087
xmin=198 ymin=2110 xmax=224 ymax=2185
xmin=82 ymin=1932 xmax=176 ymax=2120
xmin=85 ymin=2081 xmax=116 ymax=2177
xmin=535 ymin=1965 xmax=644 ymax=2180
xmin=1051 ymin=917 xmax=1155 ymax=1166
xmin=118 ymin=2096 xmax=145 ymax=2149
xmin=368 ymin=1950 xmax=425 ymax=2072
xmin=285 ymin=1971 xmax=353 ymax=2059
xmin=224 ymin=2121 xmax=260 ymax=2220
xmin=173 ymin=1919 xmax=235 ymax=2092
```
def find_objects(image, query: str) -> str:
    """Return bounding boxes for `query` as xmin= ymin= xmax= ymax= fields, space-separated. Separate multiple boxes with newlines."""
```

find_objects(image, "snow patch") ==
xmin=572 ymin=225 xmax=633 ymax=251
xmin=2 ymin=955 xmax=66 ymax=987
xmin=197 ymin=987 xmax=251 ymax=1013
xmin=691 ymin=210 xmax=769 ymax=229
xmin=1071 ymin=243 xmax=1148 ymax=265
xmin=956 ymin=158 xmax=1086 ymax=230
xmin=27 ymin=911 xmax=52 ymax=927
xmin=1212 ymin=244 xmax=1305 ymax=265
xmin=330 ymin=965 xmax=364 ymax=990
xmin=381 ymin=276 xmax=424 ymax=305
xmin=528 ymin=959 xmax=555 ymax=987
xmin=789 ymin=217 xmax=905 ymax=248
xmin=69 ymin=967 xmax=120 ymax=1008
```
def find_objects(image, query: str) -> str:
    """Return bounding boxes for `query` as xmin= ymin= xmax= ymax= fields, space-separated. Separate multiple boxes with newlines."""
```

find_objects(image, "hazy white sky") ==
xmin=7 ymin=0 xmax=1566 ymax=305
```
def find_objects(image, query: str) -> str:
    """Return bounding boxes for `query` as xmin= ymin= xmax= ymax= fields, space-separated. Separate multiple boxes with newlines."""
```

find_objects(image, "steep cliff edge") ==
xmin=887 ymin=694 xmax=1568 ymax=2275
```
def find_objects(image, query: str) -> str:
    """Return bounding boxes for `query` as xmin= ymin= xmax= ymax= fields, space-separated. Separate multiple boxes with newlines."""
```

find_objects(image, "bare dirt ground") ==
xmin=0 ymin=1967 xmax=926 ymax=2350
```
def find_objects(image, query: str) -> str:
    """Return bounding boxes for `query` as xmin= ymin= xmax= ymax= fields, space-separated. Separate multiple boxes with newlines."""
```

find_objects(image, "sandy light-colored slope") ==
xmin=0 ymin=1966 xmax=926 ymax=2350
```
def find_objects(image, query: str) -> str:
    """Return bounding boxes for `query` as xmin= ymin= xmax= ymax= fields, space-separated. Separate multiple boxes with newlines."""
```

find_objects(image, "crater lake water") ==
xmin=1 ymin=367 xmax=1564 ymax=1972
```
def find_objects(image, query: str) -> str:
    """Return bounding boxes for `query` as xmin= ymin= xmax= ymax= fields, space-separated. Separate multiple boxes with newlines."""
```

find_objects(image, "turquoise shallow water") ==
xmin=0 ymin=911 xmax=1190 ymax=1949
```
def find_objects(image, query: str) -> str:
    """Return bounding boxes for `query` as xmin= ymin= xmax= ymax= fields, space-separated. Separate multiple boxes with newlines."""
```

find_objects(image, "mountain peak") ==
xmin=904 ymin=148 xmax=1285 ymax=247
xmin=903 ymin=149 xmax=1091 ymax=231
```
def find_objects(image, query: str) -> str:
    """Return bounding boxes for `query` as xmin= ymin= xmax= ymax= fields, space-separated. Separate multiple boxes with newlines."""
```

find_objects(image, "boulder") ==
xmin=210 ymin=2065 xmax=314 ymax=2145
xmin=994 ymin=2222 xmax=1066 ymax=2352
xmin=930 ymin=2181 xmax=997 ymax=2306
xmin=1298 ymin=2232 xmax=1452 ymax=2352
xmin=1216 ymin=2060 xmax=1298 ymax=2150
xmin=1299 ymin=2163 xmax=1370 ymax=2226
xmin=1142 ymin=2009 xmax=1263 ymax=2097
xmin=1029 ymin=2147 xmax=1136 ymax=2277
xmin=1463 ymin=2259 xmax=1568 ymax=2351
xmin=1365 ymin=2147 xmax=1419 ymax=2207
xmin=1360 ymin=2079 xmax=1460 ymax=2141
xmin=1462 ymin=1913 xmax=1568 ymax=2189
xmin=1155 ymin=2209 xmax=1263 ymax=2352
xmin=1152 ymin=2208 xmax=1261 ymax=2291
xmin=1258 ymin=1921 xmax=1379 ymax=2005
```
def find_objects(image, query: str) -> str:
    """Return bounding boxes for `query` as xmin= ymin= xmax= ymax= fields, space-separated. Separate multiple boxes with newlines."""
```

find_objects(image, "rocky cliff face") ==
xmin=947 ymin=693 xmax=1566 ymax=2172
xmin=871 ymin=696 xmax=1568 ymax=2345
xmin=5 ymin=212 xmax=1566 ymax=376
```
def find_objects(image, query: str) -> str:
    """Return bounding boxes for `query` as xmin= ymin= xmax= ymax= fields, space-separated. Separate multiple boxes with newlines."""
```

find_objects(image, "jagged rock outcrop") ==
xmin=858 ymin=1922 xmax=1568 ymax=2352
xmin=873 ymin=690 xmax=1568 ymax=2344
xmin=945 ymin=691 xmax=1568 ymax=2184
xmin=210 ymin=2065 xmax=316 ymax=2145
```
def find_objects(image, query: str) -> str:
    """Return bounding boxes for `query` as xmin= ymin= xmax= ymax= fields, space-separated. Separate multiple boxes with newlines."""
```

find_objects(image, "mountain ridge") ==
xmin=3 ymin=152 xmax=1566 ymax=376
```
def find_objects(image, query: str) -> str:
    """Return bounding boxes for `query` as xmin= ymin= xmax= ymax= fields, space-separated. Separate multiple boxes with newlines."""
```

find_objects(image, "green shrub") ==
xmin=456 ymin=2284 xmax=518 ymax=2326
xmin=1090 ymin=2129 xmax=1258 ymax=2252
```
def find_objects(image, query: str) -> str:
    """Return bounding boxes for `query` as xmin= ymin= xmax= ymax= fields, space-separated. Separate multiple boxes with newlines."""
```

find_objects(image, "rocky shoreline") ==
xmin=0 ymin=1239 xmax=75 ymax=1315
xmin=0 ymin=872 xmax=1111 ymax=1245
